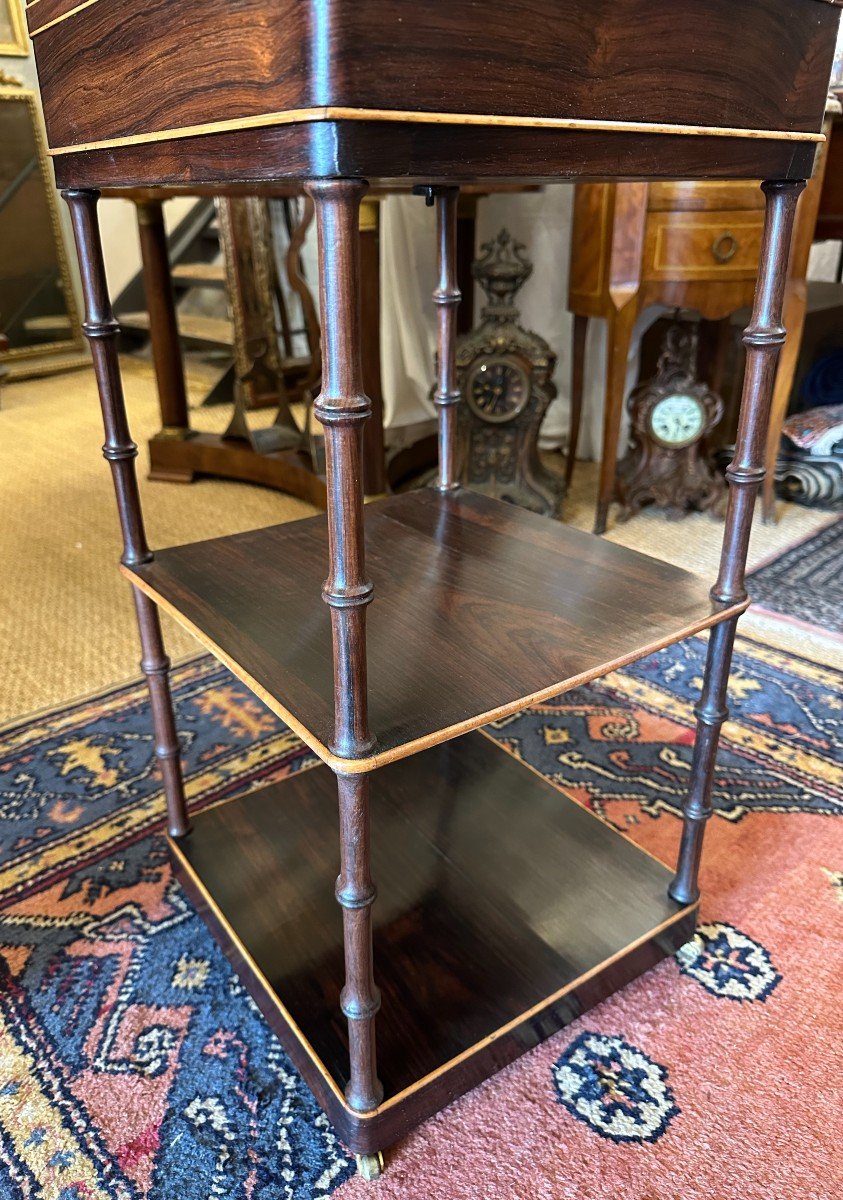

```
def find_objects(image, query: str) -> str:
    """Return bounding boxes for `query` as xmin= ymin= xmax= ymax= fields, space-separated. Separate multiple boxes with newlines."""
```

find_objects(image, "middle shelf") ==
xmin=124 ymin=488 xmax=745 ymax=771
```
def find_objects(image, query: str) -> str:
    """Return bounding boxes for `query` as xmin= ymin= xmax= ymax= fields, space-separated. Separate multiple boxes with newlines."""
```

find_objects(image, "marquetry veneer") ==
xmin=27 ymin=0 xmax=841 ymax=1181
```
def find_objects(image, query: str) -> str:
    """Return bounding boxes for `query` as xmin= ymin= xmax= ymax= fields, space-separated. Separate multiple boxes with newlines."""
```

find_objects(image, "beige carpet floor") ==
xmin=0 ymin=356 xmax=838 ymax=722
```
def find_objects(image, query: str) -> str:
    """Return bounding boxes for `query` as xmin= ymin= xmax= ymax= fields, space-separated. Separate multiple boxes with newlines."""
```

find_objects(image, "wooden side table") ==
xmin=568 ymin=181 xmax=765 ymax=532
xmin=569 ymin=117 xmax=835 ymax=534
xmin=25 ymin=0 xmax=840 ymax=1178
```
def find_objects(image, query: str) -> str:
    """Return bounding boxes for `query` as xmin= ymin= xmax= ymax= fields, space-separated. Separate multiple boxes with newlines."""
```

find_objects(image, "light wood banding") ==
xmin=122 ymin=488 xmax=748 ymax=774
xmin=45 ymin=107 xmax=827 ymax=158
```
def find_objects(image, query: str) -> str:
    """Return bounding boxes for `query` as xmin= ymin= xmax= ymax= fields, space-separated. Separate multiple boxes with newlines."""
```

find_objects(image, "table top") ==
xmin=27 ymin=1 xmax=843 ymax=191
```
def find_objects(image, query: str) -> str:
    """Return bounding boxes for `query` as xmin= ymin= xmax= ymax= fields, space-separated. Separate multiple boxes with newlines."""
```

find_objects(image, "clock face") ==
xmin=466 ymin=357 xmax=530 ymax=424
xmin=649 ymin=392 xmax=706 ymax=448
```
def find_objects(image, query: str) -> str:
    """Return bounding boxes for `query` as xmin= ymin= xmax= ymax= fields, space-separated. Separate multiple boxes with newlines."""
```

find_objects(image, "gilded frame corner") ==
xmin=0 ymin=0 xmax=28 ymax=57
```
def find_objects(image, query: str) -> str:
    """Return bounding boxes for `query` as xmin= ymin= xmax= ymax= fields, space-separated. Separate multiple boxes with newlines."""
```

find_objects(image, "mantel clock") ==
xmin=455 ymin=228 xmax=563 ymax=515
xmin=616 ymin=320 xmax=726 ymax=521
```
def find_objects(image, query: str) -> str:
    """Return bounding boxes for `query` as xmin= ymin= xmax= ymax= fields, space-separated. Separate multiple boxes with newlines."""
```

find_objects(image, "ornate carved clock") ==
xmin=615 ymin=320 xmax=726 ymax=521
xmin=453 ymin=229 xmax=564 ymax=516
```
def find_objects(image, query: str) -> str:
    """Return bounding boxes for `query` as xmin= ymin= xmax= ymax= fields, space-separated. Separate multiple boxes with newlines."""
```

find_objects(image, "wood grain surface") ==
xmin=124 ymin=488 xmax=747 ymax=771
xmin=30 ymin=0 xmax=838 ymax=152
xmin=174 ymin=730 xmax=696 ymax=1150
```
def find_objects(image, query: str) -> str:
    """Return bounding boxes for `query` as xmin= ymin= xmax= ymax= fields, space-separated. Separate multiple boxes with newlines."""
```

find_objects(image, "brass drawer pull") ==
xmin=711 ymin=231 xmax=739 ymax=263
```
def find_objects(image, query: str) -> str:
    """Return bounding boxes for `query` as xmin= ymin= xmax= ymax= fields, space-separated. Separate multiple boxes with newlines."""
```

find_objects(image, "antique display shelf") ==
xmin=25 ymin=0 xmax=841 ymax=1180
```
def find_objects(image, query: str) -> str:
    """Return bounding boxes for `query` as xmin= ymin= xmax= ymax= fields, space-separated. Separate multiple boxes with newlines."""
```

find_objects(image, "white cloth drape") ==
xmin=378 ymin=188 xmax=665 ymax=460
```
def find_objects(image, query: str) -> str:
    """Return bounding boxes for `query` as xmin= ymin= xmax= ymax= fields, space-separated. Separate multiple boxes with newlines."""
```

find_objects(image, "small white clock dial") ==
xmin=649 ymin=392 xmax=705 ymax=448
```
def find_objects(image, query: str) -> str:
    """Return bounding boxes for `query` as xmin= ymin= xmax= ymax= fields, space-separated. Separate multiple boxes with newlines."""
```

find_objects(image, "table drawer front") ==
xmin=644 ymin=211 xmax=764 ymax=280
xmin=648 ymin=182 xmax=765 ymax=213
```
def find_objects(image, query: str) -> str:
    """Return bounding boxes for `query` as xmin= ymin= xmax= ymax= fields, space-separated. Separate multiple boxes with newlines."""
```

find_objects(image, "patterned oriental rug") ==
xmin=746 ymin=516 xmax=842 ymax=637
xmin=0 ymin=637 xmax=840 ymax=1200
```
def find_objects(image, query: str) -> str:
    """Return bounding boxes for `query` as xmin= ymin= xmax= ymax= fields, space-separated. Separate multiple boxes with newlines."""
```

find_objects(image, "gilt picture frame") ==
xmin=0 ymin=0 xmax=26 ymax=57
xmin=0 ymin=81 xmax=86 ymax=372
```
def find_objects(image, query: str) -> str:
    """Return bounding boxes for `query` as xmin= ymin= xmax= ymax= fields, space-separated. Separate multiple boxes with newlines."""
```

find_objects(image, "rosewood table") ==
xmin=25 ymin=0 xmax=840 ymax=1180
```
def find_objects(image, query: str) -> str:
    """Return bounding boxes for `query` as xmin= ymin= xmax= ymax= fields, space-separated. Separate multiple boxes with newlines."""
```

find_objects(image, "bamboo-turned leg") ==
xmin=305 ymin=178 xmax=383 ymax=1117
xmin=63 ymin=189 xmax=189 ymax=840
xmin=336 ymin=773 xmax=381 ymax=1113
xmin=432 ymin=186 xmax=462 ymax=492
xmin=670 ymin=179 xmax=805 ymax=906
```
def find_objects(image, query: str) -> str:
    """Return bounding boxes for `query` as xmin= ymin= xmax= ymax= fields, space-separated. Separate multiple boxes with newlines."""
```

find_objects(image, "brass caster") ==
xmin=355 ymin=1152 xmax=385 ymax=1181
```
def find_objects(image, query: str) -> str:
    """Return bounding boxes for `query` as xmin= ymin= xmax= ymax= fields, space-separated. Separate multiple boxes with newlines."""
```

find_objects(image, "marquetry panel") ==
xmin=643 ymin=210 xmax=766 ymax=282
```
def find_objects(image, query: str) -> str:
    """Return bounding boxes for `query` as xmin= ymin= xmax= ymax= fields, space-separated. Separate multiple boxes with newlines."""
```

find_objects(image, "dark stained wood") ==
xmin=713 ymin=182 xmax=806 ymax=606
xmin=173 ymin=730 xmax=697 ymax=1153
xmin=305 ymin=178 xmax=375 ymax=760
xmin=134 ymin=198 xmax=190 ymax=433
xmin=335 ymin=773 xmax=383 ymax=1112
xmin=62 ymin=189 xmax=189 ymax=840
xmin=671 ymin=179 xmax=805 ymax=905
xmin=670 ymin=618 xmax=738 ymax=905
xmin=50 ymin=122 xmax=821 ymax=193
xmin=147 ymin=430 xmax=329 ymax=505
xmin=432 ymin=187 xmax=461 ymax=491
xmin=39 ymin=0 xmax=839 ymax=1171
xmin=123 ymin=488 xmax=747 ymax=770
xmin=29 ymin=1 xmax=837 ymax=151
xmin=306 ymin=179 xmax=381 ymax=1115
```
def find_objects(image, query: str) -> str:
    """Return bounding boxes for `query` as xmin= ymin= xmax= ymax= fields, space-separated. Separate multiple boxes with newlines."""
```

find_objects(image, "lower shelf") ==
xmin=171 ymin=730 xmax=696 ymax=1153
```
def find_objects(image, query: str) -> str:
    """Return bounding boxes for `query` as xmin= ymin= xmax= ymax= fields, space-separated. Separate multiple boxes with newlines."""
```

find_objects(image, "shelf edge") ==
xmin=123 ymin=560 xmax=748 ymax=774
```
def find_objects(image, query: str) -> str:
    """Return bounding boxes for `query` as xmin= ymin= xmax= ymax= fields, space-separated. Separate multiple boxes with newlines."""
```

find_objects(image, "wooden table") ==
xmin=25 ymin=0 xmax=840 ymax=1179
xmin=567 ymin=117 xmax=835 ymax=533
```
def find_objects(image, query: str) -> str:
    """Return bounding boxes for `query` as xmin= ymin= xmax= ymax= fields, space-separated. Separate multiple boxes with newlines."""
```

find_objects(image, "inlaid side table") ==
xmin=26 ymin=0 xmax=840 ymax=1180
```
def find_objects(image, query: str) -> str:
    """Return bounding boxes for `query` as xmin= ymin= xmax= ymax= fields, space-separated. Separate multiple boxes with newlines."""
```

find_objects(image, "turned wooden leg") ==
xmin=306 ymin=178 xmax=383 ymax=1114
xmin=566 ymin=313 xmax=588 ymax=490
xmin=670 ymin=179 xmax=805 ymax=905
xmin=336 ymin=773 xmax=382 ymax=1113
xmin=63 ymin=188 xmax=189 ymax=840
xmin=669 ymin=618 xmax=736 ymax=904
xmin=135 ymin=199 xmax=191 ymax=437
xmin=432 ymin=186 xmax=462 ymax=492
xmin=594 ymin=300 xmax=636 ymax=535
